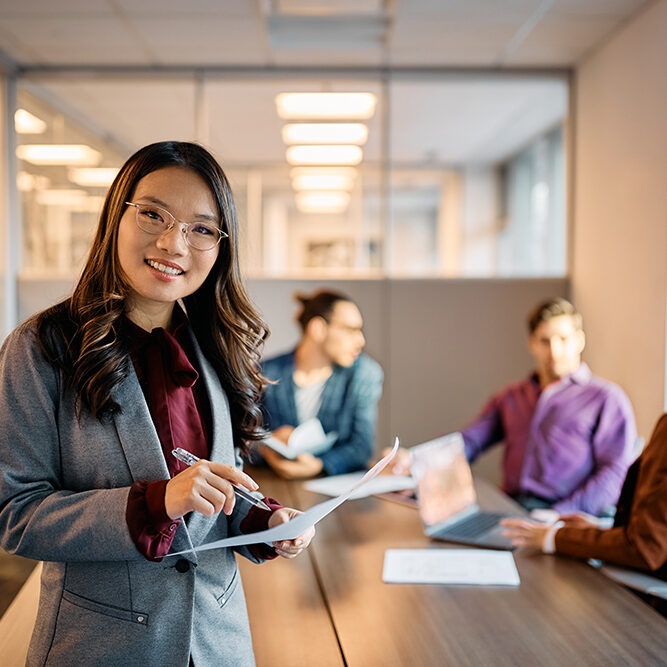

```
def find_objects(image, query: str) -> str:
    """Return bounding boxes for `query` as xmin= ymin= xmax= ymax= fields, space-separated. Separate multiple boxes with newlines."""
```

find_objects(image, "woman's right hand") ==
xmin=165 ymin=460 xmax=259 ymax=520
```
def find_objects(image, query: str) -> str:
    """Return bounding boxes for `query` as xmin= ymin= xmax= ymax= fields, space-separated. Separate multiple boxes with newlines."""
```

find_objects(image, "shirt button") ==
xmin=175 ymin=559 xmax=190 ymax=573
xmin=169 ymin=524 xmax=176 ymax=532
xmin=137 ymin=616 xmax=145 ymax=623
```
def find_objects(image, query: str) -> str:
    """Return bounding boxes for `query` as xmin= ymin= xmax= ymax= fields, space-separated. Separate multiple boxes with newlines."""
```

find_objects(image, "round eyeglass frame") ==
xmin=125 ymin=201 xmax=228 ymax=251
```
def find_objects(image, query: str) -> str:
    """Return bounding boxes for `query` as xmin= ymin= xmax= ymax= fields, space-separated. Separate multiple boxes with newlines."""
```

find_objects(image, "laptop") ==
xmin=410 ymin=433 xmax=517 ymax=550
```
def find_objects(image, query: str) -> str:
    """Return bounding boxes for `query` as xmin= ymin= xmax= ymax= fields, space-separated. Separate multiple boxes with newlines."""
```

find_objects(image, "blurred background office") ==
xmin=0 ymin=0 xmax=665 ymax=476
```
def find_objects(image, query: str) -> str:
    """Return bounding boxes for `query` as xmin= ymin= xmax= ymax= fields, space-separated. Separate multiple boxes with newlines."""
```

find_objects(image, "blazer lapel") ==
xmin=112 ymin=366 xmax=169 ymax=482
xmin=112 ymin=365 xmax=197 ymax=561
xmin=185 ymin=331 xmax=236 ymax=544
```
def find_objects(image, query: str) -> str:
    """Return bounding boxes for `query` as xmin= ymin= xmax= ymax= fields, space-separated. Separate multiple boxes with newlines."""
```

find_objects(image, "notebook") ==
xmin=263 ymin=418 xmax=337 ymax=460
xmin=410 ymin=433 xmax=517 ymax=550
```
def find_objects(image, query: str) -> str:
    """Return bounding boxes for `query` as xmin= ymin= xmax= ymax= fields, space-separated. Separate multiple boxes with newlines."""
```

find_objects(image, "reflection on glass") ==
xmin=15 ymin=75 xmax=567 ymax=279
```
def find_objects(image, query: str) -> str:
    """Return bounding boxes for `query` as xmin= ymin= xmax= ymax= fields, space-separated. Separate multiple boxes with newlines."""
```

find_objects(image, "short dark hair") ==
xmin=294 ymin=290 xmax=356 ymax=332
xmin=527 ymin=297 xmax=583 ymax=334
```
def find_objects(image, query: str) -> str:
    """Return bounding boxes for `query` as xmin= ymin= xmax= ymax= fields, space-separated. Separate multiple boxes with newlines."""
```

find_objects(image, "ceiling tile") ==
xmin=113 ymin=0 xmax=256 ymax=17
xmin=0 ymin=0 xmax=111 ymax=16
xmin=2 ymin=16 xmax=152 ymax=64
xmin=129 ymin=17 xmax=266 ymax=66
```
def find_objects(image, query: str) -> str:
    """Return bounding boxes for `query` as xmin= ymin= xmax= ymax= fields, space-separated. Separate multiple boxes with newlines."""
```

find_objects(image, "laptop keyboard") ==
xmin=444 ymin=512 xmax=506 ymax=539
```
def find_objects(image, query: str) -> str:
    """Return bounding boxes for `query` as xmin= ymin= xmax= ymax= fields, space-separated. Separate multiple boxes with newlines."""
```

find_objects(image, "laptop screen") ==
xmin=410 ymin=433 xmax=477 ymax=528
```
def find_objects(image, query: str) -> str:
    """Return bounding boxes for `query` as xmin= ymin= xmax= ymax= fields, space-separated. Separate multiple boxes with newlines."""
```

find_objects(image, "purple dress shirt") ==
xmin=461 ymin=363 xmax=637 ymax=515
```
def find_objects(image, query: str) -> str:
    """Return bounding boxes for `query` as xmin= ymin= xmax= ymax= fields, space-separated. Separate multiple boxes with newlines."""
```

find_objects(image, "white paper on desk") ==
xmin=169 ymin=438 xmax=400 ymax=555
xmin=263 ymin=418 xmax=337 ymax=460
xmin=382 ymin=549 xmax=520 ymax=586
xmin=305 ymin=473 xmax=416 ymax=499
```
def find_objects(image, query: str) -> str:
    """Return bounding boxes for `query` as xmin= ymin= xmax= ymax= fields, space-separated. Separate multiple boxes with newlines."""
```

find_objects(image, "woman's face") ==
xmin=117 ymin=166 xmax=221 ymax=327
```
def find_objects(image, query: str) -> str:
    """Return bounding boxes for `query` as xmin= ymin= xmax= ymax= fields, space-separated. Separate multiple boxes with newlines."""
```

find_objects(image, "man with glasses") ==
xmin=258 ymin=290 xmax=383 ymax=479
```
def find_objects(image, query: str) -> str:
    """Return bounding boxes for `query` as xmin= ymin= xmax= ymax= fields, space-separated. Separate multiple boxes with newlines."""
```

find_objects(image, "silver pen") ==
xmin=171 ymin=447 xmax=271 ymax=511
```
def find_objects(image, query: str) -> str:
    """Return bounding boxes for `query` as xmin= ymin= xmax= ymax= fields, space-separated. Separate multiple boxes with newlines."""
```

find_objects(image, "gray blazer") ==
xmin=0 ymin=321 xmax=265 ymax=666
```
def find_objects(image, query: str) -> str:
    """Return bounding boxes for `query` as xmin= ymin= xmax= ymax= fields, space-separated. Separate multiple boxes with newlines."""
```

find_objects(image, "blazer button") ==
xmin=175 ymin=559 xmax=190 ymax=573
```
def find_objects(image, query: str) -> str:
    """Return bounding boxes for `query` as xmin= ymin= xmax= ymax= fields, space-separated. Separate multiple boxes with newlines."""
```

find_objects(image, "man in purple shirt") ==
xmin=461 ymin=298 xmax=636 ymax=515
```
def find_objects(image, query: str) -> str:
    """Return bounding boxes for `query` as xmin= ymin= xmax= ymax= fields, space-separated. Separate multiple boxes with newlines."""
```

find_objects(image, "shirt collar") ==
xmin=529 ymin=362 xmax=591 ymax=392
xmin=563 ymin=362 xmax=591 ymax=385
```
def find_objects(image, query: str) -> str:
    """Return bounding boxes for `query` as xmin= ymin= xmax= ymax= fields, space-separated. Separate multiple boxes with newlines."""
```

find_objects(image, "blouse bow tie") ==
xmin=146 ymin=327 xmax=199 ymax=389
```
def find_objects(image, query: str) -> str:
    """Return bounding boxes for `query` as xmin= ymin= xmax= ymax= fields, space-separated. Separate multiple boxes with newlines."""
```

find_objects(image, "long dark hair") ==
xmin=36 ymin=141 xmax=268 ymax=453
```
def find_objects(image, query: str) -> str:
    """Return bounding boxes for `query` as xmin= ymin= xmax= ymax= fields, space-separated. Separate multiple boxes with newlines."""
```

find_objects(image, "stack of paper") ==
xmin=305 ymin=472 xmax=416 ymax=499
xmin=382 ymin=549 xmax=520 ymax=586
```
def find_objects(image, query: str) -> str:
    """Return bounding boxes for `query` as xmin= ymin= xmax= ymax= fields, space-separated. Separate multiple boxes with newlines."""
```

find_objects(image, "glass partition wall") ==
xmin=13 ymin=71 xmax=568 ymax=281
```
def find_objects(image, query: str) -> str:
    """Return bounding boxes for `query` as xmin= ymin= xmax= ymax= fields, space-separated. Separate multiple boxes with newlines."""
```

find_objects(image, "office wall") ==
xmin=572 ymin=0 xmax=667 ymax=439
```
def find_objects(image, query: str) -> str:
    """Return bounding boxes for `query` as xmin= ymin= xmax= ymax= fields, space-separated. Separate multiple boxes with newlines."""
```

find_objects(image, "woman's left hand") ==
xmin=500 ymin=518 xmax=550 ymax=549
xmin=267 ymin=507 xmax=315 ymax=559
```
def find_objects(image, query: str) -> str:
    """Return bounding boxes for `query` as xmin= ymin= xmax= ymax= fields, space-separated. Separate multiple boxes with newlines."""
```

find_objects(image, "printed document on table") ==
xmin=382 ymin=549 xmax=520 ymax=586
xmin=305 ymin=472 xmax=416 ymax=499
xmin=169 ymin=438 xmax=400 ymax=555
xmin=263 ymin=418 xmax=337 ymax=459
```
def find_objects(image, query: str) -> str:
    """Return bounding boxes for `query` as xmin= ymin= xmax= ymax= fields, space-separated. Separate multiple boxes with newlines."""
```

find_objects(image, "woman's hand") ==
xmin=268 ymin=507 xmax=315 ymax=559
xmin=165 ymin=460 xmax=259 ymax=520
xmin=500 ymin=518 xmax=551 ymax=549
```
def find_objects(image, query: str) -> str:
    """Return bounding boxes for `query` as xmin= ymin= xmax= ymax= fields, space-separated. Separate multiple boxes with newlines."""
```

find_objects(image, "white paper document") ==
xmin=263 ymin=418 xmax=337 ymax=460
xmin=305 ymin=472 xmax=416 ymax=499
xmin=382 ymin=549 xmax=520 ymax=586
xmin=170 ymin=438 xmax=400 ymax=555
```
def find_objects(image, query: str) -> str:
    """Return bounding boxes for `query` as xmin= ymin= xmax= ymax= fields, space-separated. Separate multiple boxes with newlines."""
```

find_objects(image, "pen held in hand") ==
xmin=171 ymin=447 xmax=271 ymax=511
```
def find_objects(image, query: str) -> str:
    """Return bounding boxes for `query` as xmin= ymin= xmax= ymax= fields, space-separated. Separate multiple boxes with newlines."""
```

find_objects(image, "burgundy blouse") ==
xmin=124 ymin=313 xmax=280 ymax=561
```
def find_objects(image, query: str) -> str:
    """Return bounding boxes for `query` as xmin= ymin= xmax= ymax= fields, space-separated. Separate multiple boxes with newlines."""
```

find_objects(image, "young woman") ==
xmin=0 ymin=141 xmax=313 ymax=666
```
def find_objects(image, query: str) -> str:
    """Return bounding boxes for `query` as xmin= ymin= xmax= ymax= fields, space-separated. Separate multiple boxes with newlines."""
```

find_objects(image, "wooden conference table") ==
xmin=239 ymin=466 xmax=667 ymax=667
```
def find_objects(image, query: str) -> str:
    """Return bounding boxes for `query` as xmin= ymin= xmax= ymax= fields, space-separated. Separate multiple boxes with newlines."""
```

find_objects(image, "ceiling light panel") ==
xmin=292 ymin=173 xmax=355 ymax=191
xmin=286 ymin=144 xmax=363 ymax=165
xmin=276 ymin=92 xmax=377 ymax=119
xmin=68 ymin=167 xmax=119 ymax=187
xmin=282 ymin=122 xmax=368 ymax=145
xmin=16 ymin=144 xmax=102 ymax=166
xmin=15 ymin=109 xmax=47 ymax=134
xmin=295 ymin=190 xmax=350 ymax=213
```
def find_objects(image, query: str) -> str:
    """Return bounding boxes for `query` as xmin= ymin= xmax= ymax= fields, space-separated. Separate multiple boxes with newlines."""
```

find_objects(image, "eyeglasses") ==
xmin=125 ymin=202 xmax=228 ymax=251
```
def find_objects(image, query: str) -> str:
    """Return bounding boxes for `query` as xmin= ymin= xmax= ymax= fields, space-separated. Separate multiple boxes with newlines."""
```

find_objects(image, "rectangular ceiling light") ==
xmin=286 ymin=144 xmax=363 ymax=165
xmin=16 ymin=171 xmax=50 ymax=192
xmin=69 ymin=167 xmax=119 ymax=187
xmin=273 ymin=0 xmax=383 ymax=15
xmin=35 ymin=189 xmax=89 ymax=206
xmin=296 ymin=190 xmax=350 ymax=213
xmin=292 ymin=172 xmax=355 ymax=191
xmin=16 ymin=144 xmax=102 ymax=166
xmin=282 ymin=123 xmax=368 ymax=145
xmin=15 ymin=109 xmax=47 ymax=134
xmin=290 ymin=166 xmax=357 ymax=179
xmin=276 ymin=93 xmax=376 ymax=119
